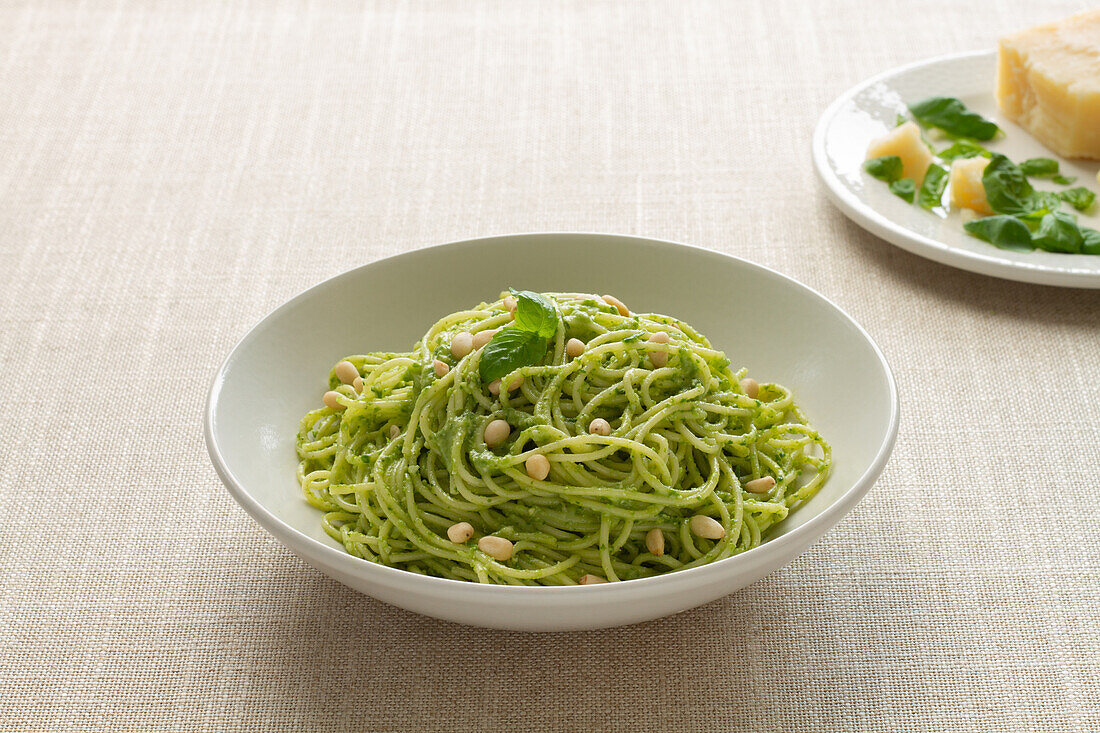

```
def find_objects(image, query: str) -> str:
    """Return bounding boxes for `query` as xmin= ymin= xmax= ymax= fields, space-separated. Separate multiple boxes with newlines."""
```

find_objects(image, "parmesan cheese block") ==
xmin=866 ymin=121 xmax=933 ymax=185
xmin=996 ymin=10 xmax=1100 ymax=160
xmin=950 ymin=157 xmax=993 ymax=215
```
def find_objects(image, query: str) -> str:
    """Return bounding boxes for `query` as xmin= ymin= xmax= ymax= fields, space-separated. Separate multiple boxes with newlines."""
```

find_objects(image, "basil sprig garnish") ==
xmin=478 ymin=289 xmax=558 ymax=384
xmin=508 ymin=289 xmax=557 ymax=338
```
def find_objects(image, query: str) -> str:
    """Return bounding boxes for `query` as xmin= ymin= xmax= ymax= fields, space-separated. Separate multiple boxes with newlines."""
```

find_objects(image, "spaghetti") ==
xmin=296 ymin=291 xmax=830 ymax=585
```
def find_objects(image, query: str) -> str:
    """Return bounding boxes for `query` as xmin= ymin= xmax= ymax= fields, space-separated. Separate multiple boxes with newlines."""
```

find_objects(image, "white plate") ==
xmin=205 ymin=233 xmax=899 ymax=631
xmin=814 ymin=50 xmax=1100 ymax=289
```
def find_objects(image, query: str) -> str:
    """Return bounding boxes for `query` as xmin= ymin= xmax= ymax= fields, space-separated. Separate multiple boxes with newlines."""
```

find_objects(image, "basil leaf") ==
xmin=963 ymin=215 xmax=1034 ymax=252
xmin=889 ymin=178 xmax=915 ymax=203
xmin=479 ymin=327 xmax=548 ymax=383
xmin=1081 ymin=227 xmax=1100 ymax=255
xmin=1032 ymin=212 xmax=1084 ymax=254
xmin=1058 ymin=187 xmax=1096 ymax=213
xmin=1020 ymin=192 xmax=1064 ymax=221
xmin=917 ymin=164 xmax=949 ymax=210
xmin=509 ymin=289 xmax=558 ymax=338
xmin=908 ymin=96 xmax=1000 ymax=141
xmin=622 ymin=331 xmax=646 ymax=343
xmin=895 ymin=113 xmax=907 ymax=127
xmin=864 ymin=156 xmax=903 ymax=183
xmin=1052 ymin=174 xmax=1076 ymax=186
xmin=1019 ymin=158 xmax=1060 ymax=177
xmin=937 ymin=140 xmax=991 ymax=162
xmin=982 ymin=154 xmax=1051 ymax=217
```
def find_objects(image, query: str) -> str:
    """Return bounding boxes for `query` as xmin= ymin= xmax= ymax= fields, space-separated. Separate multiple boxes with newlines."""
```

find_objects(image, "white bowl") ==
xmin=205 ymin=233 xmax=899 ymax=631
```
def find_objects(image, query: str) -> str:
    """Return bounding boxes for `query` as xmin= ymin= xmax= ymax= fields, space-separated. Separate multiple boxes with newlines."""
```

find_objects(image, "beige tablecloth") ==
xmin=2 ymin=1 xmax=1098 ymax=730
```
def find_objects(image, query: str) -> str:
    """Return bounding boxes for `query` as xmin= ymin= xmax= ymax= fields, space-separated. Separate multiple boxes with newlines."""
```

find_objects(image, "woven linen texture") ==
xmin=0 ymin=1 xmax=1097 ymax=730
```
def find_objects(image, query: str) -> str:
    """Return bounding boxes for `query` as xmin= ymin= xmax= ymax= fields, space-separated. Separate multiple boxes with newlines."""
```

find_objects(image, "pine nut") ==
xmin=352 ymin=376 xmax=364 ymax=393
xmin=740 ymin=377 xmax=759 ymax=399
xmin=478 ymin=535 xmax=513 ymax=562
xmin=601 ymin=294 xmax=630 ymax=316
xmin=525 ymin=454 xmax=550 ymax=481
xmin=504 ymin=295 xmax=518 ymax=313
xmin=388 ymin=424 xmax=401 ymax=440
xmin=433 ymin=359 xmax=450 ymax=377
xmin=744 ymin=476 xmax=776 ymax=494
xmin=322 ymin=391 xmax=344 ymax=410
xmin=489 ymin=375 xmax=523 ymax=395
xmin=566 ymin=338 xmax=586 ymax=358
xmin=450 ymin=332 xmax=474 ymax=358
xmin=447 ymin=522 xmax=474 ymax=543
xmin=645 ymin=528 xmax=665 ymax=556
xmin=579 ymin=574 xmax=607 ymax=585
xmin=472 ymin=329 xmax=498 ymax=349
xmin=588 ymin=418 xmax=611 ymax=436
xmin=648 ymin=331 xmax=670 ymax=368
xmin=483 ymin=419 xmax=510 ymax=447
xmin=334 ymin=360 xmax=359 ymax=385
xmin=689 ymin=515 xmax=726 ymax=540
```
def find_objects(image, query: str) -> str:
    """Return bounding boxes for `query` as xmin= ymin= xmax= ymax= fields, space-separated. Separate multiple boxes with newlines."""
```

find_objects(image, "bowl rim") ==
xmin=204 ymin=232 xmax=900 ymax=596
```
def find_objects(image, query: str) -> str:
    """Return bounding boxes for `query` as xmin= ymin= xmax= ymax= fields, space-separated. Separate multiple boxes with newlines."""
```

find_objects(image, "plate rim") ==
xmin=204 ymin=231 xmax=901 ymax=596
xmin=812 ymin=49 xmax=1100 ymax=290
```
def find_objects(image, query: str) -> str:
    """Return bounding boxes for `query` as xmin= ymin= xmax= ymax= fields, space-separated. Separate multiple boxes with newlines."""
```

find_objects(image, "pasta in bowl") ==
xmin=298 ymin=291 xmax=831 ymax=585
xmin=205 ymin=233 xmax=897 ymax=630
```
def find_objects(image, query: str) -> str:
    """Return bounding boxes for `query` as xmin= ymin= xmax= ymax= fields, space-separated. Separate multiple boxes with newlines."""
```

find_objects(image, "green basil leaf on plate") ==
xmin=889 ymin=178 xmax=915 ymax=203
xmin=1020 ymin=192 xmax=1064 ymax=221
xmin=864 ymin=155 xmax=903 ymax=183
xmin=982 ymin=154 xmax=1055 ymax=217
xmin=963 ymin=215 xmax=1034 ymax=252
xmin=917 ymin=164 xmax=949 ymax=210
xmin=937 ymin=140 xmax=991 ymax=162
xmin=908 ymin=96 xmax=1000 ymax=141
xmin=1018 ymin=158 xmax=1060 ymax=177
xmin=1032 ymin=212 xmax=1084 ymax=254
xmin=1058 ymin=187 xmax=1096 ymax=213
xmin=1081 ymin=227 xmax=1100 ymax=255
